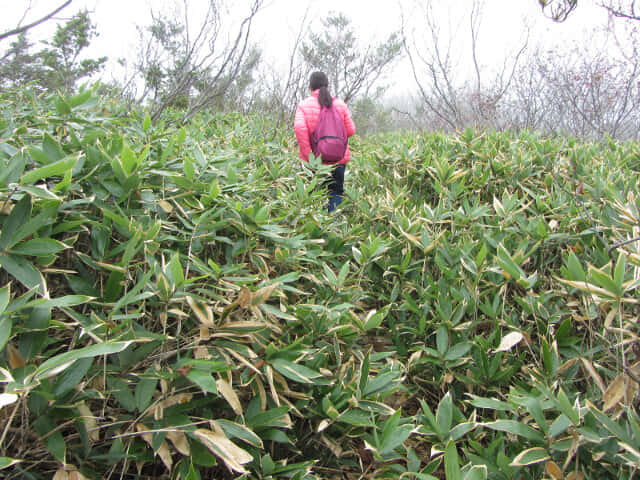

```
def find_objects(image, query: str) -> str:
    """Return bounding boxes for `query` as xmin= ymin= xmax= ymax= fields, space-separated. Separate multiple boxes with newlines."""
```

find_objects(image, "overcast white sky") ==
xmin=1 ymin=0 xmax=616 ymax=97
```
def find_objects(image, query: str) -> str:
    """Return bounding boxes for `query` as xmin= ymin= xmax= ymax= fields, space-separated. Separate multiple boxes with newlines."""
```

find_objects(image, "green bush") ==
xmin=0 ymin=88 xmax=639 ymax=480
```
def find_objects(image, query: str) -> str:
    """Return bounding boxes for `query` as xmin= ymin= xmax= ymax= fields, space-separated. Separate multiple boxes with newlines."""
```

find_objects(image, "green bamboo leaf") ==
xmin=556 ymin=388 xmax=579 ymax=425
xmin=176 ymin=127 xmax=187 ymax=145
xmin=381 ymin=409 xmax=402 ymax=444
xmin=337 ymin=409 xmax=375 ymax=427
xmin=402 ymin=474 xmax=438 ymax=480
xmin=509 ymin=447 xmax=550 ymax=466
xmin=524 ymin=397 xmax=548 ymax=435
xmin=9 ymin=238 xmax=68 ymax=256
xmin=436 ymin=325 xmax=448 ymax=356
xmin=0 ymin=151 xmax=27 ymax=187
xmin=34 ymin=416 xmax=65 ymax=461
xmin=586 ymin=400 xmax=632 ymax=443
xmin=143 ymin=113 xmax=152 ymax=133
xmin=22 ymin=294 xmax=93 ymax=310
xmin=55 ymin=96 xmax=71 ymax=115
xmin=565 ymin=251 xmax=586 ymax=281
xmin=436 ymin=392 xmax=453 ymax=433
xmin=184 ymin=157 xmax=195 ymax=181
xmin=0 ymin=316 xmax=10 ymax=352
xmin=444 ymin=440 xmax=463 ymax=480
xmin=587 ymin=264 xmax=619 ymax=297
xmin=450 ymin=421 xmax=478 ymax=441
xmin=466 ymin=394 xmax=514 ymax=412
xmin=482 ymin=420 xmax=545 ymax=443
xmin=246 ymin=406 xmax=292 ymax=429
xmin=614 ymin=252 xmax=626 ymax=295
xmin=32 ymin=340 xmax=134 ymax=381
xmin=271 ymin=358 xmax=323 ymax=384
xmin=463 ymin=465 xmax=488 ymax=480
xmin=0 ymin=284 xmax=9 ymax=315
xmin=42 ymin=133 xmax=64 ymax=161
xmin=362 ymin=371 xmax=399 ymax=396
xmin=120 ymin=145 xmax=137 ymax=175
xmin=444 ymin=342 xmax=472 ymax=361
xmin=216 ymin=419 xmax=263 ymax=448
xmin=187 ymin=369 xmax=218 ymax=394
xmin=0 ymin=195 xmax=31 ymax=251
xmin=54 ymin=357 xmax=93 ymax=396
xmin=6 ymin=202 xmax=59 ymax=251
xmin=338 ymin=261 xmax=350 ymax=285
xmin=0 ymin=254 xmax=46 ymax=294
xmin=27 ymin=146 xmax=55 ymax=165
xmin=382 ymin=424 xmax=414 ymax=455
xmin=363 ymin=305 xmax=390 ymax=331
xmin=359 ymin=351 xmax=370 ymax=394
xmin=19 ymin=305 xmax=50 ymax=361
xmin=0 ymin=457 xmax=20 ymax=470
xmin=497 ymin=243 xmax=523 ymax=281
xmin=135 ymin=373 xmax=158 ymax=412
xmin=68 ymin=89 xmax=93 ymax=108
xmin=21 ymin=155 xmax=77 ymax=184
xmin=549 ymin=414 xmax=572 ymax=438
xmin=166 ymin=251 xmax=185 ymax=287
xmin=107 ymin=376 xmax=136 ymax=412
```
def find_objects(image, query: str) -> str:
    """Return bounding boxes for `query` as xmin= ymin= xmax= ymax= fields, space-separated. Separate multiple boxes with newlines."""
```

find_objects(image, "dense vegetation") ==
xmin=1 ymin=88 xmax=640 ymax=480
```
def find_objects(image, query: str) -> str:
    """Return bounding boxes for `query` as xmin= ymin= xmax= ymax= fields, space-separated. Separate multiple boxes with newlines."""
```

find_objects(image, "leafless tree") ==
xmin=601 ymin=0 xmax=640 ymax=19
xmin=130 ymin=0 xmax=263 ymax=122
xmin=251 ymin=8 xmax=311 ymax=129
xmin=0 ymin=1 xmax=72 ymax=42
xmin=540 ymin=48 xmax=640 ymax=139
xmin=540 ymin=0 xmax=640 ymax=21
xmin=300 ymin=13 xmax=402 ymax=104
xmin=403 ymin=0 xmax=528 ymax=131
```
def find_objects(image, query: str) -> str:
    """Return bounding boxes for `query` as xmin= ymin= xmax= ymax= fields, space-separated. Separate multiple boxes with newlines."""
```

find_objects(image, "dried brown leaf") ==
xmin=77 ymin=401 xmax=100 ymax=441
xmin=194 ymin=346 xmax=211 ymax=359
xmin=557 ymin=358 xmax=580 ymax=375
xmin=566 ymin=472 xmax=585 ymax=480
xmin=136 ymin=424 xmax=173 ymax=471
xmin=216 ymin=378 xmax=243 ymax=415
xmin=580 ymin=358 xmax=606 ymax=394
xmin=238 ymin=287 xmax=251 ymax=308
xmin=166 ymin=430 xmax=190 ymax=455
xmin=69 ymin=471 xmax=90 ymax=480
xmin=251 ymin=282 xmax=279 ymax=306
xmin=53 ymin=469 xmax=68 ymax=480
xmin=493 ymin=331 xmax=523 ymax=353
xmin=545 ymin=460 xmax=564 ymax=480
xmin=266 ymin=365 xmax=280 ymax=407
xmin=7 ymin=344 xmax=25 ymax=369
xmin=603 ymin=374 xmax=637 ymax=412
xmin=0 ymin=202 xmax=13 ymax=215
xmin=199 ymin=326 xmax=210 ymax=341
xmin=187 ymin=296 xmax=214 ymax=326
xmin=156 ymin=440 xmax=173 ymax=471
xmin=157 ymin=199 xmax=173 ymax=213
xmin=252 ymin=376 xmax=267 ymax=410
xmin=193 ymin=428 xmax=252 ymax=474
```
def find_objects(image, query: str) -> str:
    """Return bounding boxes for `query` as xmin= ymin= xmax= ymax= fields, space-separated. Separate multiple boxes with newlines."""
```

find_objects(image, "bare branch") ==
xmin=0 ymin=1 xmax=73 ymax=41
xmin=601 ymin=0 xmax=640 ymax=20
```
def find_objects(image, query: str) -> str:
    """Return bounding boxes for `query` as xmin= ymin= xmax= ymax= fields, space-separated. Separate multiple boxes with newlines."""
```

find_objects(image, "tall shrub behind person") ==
xmin=294 ymin=71 xmax=356 ymax=212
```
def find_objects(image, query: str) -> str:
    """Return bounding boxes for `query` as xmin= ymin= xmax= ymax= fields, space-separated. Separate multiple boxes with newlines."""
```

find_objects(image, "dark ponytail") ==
xmin=309 ymin=71 xmax=332 ymax=108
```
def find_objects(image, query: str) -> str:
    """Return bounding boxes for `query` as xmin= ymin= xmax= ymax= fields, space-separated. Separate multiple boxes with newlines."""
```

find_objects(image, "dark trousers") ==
xmin=326 ymin=164 xmax=345 ymax=212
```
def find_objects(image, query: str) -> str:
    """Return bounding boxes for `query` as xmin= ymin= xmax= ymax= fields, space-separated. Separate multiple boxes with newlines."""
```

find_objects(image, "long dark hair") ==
xmin=309 ymin=71 xmax=332 ymax=108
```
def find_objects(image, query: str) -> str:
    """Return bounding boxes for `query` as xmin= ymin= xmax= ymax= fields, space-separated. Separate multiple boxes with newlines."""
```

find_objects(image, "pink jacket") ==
xmin=294 ymin=90 xmax=356 ymax=164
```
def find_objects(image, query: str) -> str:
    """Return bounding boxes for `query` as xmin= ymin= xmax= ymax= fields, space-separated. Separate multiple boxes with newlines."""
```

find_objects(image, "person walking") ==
xmin=294 ymin=71 xmax=356 ymax=212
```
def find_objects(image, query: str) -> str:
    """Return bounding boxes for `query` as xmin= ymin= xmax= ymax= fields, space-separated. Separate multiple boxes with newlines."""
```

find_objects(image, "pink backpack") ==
xmin=311 ymin=104 xmax=347 ymax=163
